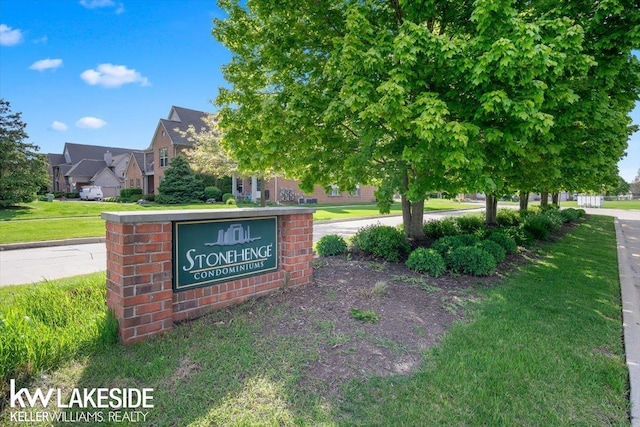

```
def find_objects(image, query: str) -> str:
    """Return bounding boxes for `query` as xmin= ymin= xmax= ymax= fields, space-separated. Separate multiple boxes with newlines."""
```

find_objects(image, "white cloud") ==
xmin=0 ymin=24 xmax=23 ymax=46
xmin=29 ymin=58 xmax=63 ymax=72
xmin=79 ymin=0 xmax=115 ymax=9
xmin=80 ymin=63 xmax=150 ymax=88
xmin=80 ymin=0 xmax=124 ymax=13
xmin=76 ymin=117 xmax=107 ymax=129
xmin=50 ymin=121 xmax=68 ymax=131
xmin=33 ymin=36 xmax=48 ymax=44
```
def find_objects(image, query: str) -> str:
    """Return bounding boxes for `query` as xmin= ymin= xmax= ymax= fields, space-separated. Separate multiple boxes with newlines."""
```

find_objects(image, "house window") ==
xmin=257 ymin=179 xmax=262 ymax=191
xmin=159 ymin=148 xmax=169 ymax=167
xmin=237 ymin=179 xmax=243 ymax=194
xmin=350 ymin=184 xmax=361 ymax=197
xmin=330 ymin=185 xmax=340 ymax=197
xmin=129 ymin=179 xmax=134 ymax=188
xmin=136 ymin=178 xmax=141 ymax=188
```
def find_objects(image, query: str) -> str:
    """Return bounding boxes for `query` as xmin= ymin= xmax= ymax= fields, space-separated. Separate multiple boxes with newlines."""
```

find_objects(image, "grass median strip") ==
xmin=0 ymin=215 xmax=626 ymax=425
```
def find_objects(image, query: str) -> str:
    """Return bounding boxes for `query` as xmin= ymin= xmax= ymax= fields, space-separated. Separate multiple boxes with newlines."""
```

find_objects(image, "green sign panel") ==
xmin=173 ymin=217 xmax=278 ymax=291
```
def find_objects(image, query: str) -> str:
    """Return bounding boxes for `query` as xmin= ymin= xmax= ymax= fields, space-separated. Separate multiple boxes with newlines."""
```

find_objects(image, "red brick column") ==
xmin=279 ymin=214 xmax=314 ymax=287
xmin=105 ymin=221 xmax=173 ymax=344
xmin=103 ymin=208 xmax=314 ymax=345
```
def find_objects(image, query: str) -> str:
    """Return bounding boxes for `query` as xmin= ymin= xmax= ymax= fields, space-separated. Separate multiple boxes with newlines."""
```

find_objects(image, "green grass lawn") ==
xmin=561 ymin=199 xmax=640 ymax=210
xmin=0 ymin=215 xmax=628 ymax=425
xmin=0 ymin=199 xmax=478 ymax=244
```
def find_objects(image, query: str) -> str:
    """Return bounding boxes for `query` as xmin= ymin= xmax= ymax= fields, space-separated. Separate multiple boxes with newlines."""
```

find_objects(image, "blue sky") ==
xmin=0 ymin=0 xmax=638 ymax=183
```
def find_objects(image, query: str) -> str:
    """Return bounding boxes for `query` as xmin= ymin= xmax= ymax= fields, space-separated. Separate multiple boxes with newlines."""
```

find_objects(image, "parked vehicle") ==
xmin=79 ymin=185 xmax=104 ymax=201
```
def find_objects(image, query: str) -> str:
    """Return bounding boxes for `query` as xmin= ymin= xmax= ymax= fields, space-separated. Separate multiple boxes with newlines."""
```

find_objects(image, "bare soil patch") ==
xmin=252 ymin=249 xmax=532 ymax=396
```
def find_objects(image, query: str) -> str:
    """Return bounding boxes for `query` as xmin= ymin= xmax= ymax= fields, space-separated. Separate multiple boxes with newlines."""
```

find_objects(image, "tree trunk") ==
xmin=551 ymin=192 xmax=559 ymax=207
xmin=260 ymin=195 xmax=266 ymax=207
xmin=485 ymin=194 xmax=498 ymax=225
xmin=519 ymin=191 xmax=529 ymax=211
xmin=401 ymin=195 xmax=425 ymax=240
xmin=540 ymin=191 xmax=549 ymax=208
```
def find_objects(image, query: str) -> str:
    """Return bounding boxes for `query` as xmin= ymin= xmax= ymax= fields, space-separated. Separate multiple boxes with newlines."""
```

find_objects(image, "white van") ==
xmin=79 ymin=185 xmax=104 ymax=201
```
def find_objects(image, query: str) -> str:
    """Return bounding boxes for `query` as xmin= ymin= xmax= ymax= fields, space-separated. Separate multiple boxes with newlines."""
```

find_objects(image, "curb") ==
xmin=0 ymin=237 xmax=106 ymax=251
xmin=616 ymin=218 xmax=640 ymax=427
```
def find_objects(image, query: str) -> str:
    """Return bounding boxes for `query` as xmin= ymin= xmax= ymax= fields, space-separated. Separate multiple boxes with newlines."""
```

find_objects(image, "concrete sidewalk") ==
xmin=615 ymin=216 xmax=640 ymax=426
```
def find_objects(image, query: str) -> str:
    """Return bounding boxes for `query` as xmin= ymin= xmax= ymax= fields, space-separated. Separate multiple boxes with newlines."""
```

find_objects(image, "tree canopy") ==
xmin=214 ymin=0 xmax=640 ymax=234
xmin=0 ymin=99 xmax=48 ymax=208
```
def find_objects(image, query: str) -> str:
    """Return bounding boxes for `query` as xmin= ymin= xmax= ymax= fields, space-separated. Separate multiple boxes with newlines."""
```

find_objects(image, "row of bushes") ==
xmin=315 ymin=207 xmax=585 ymax=277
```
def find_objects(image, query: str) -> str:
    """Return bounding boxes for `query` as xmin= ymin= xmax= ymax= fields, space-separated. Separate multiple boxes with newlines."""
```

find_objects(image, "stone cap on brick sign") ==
xmin=101 ymin=207 xmax=316 ymax=223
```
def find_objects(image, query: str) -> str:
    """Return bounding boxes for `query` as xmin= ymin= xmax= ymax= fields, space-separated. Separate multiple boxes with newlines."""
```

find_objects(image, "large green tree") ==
xmin=214 ymin=0 xmax=633 ymax=234
xmin=0 ymin=99 xmax=48 ymax=208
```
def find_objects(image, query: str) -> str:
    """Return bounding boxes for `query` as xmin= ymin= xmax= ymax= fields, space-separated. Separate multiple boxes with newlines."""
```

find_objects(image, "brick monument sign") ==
xmin=101 ymin=207 xmax=314 ymax=344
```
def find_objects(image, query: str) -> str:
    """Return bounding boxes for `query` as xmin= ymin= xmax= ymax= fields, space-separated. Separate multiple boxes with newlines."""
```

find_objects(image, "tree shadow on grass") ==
xmin=65 ymin=301 xmax=337 ymax=426
xmin=0 ymin=205 xmax=33 ymax=220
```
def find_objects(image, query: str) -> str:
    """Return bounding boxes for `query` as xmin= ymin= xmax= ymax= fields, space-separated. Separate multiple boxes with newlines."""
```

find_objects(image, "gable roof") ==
xmin=159 ymin=106 xmax=209 ymax=148
xmin=47 ymin=153 xmax=66 ymax=167
xmin=63 ymin=142 xmax=140 ymax=164
xmin=66 ymin=159 xmax=107 ymax=178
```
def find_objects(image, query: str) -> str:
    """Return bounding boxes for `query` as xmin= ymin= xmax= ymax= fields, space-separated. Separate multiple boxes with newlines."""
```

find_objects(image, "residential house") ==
xmin=146 ymin=106 xmax=208 ymax=194
xmin=47 ymin=142 xmax=146 ymax=197
xmin=147 ymin=106 xmax=377 ymax=203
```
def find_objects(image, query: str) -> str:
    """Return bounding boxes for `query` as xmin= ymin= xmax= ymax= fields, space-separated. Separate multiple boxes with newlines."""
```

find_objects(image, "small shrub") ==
xmin=142 ymin=194 xmax=155 ymax=202
xmin=487 ymin=231 xmax=518 ymax=254
xmin=222 ymin=193 xmax=234 ymax=203
xmin=559 ymin=208 xmax=580 ymax=223
xmin=226 ymin=198 xmax=236 ymax=205
xmin=204 ymin=186 xmax=222 ymax=201
xmin=523 ymin=211 xmax=562 ymax=241
xmin=406 ymin=248 xmax=447 ymax=277
xmin=431 ymin=235 xmax=469 ymax=258
xmin=457 ymin=234 xmax=480 ymax=246
xmin=447 ymin=246 xmax=497 ymax=276
xmin=423 ymin=217 xmax=461 ymax=239
xmin=351 ymin=224 xmax=410 ymax=262
xmin=501 ymin=226 xmax=535 ymax=247
xmin=456 ymin=213 xmax=485 ymax=234
xmin=496 ymin=209 xmax=522 ymax=227
xmin=316 ymin=234 xmax=348 ymax=257
xmin=576 ymin=208 xmax=586 ymax=218
xmin=476 ymin=240 xmax=506 ymax=263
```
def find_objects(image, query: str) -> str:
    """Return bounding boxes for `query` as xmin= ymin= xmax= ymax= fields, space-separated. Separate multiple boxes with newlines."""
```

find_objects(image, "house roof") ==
xmin=47 ymin=153 xmax=66 ymax=166
xmin=63 ymin=142 xmax=140 ymax=164
xmin=159 ymin=106 xmax=210 ymax=148
xmin=66 ymin=159 xmax=107 ymax=177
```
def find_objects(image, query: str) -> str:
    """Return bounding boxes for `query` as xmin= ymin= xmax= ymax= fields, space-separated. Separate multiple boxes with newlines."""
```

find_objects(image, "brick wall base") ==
xmin=103 ymin=208 xmax=314 ymax=345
